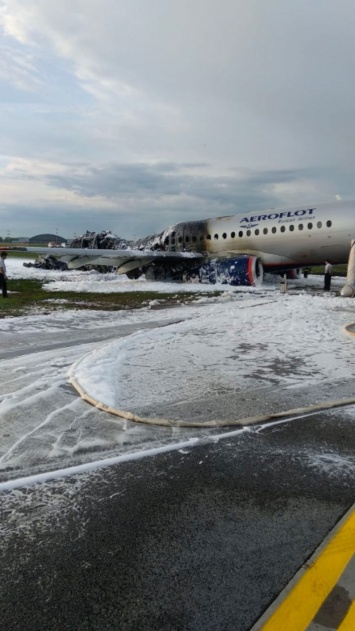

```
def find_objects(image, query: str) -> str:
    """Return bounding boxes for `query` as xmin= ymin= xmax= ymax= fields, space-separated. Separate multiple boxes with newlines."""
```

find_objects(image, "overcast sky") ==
xmin=0 ymin=0 xmax=354 ymax=240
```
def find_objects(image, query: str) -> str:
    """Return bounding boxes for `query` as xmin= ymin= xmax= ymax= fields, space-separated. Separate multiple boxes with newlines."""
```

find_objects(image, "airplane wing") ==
xmin=25 ymin=247 xmax=204 ymax=273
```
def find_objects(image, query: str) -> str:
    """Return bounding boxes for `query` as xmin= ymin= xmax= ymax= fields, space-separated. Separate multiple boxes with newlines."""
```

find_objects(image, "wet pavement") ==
xmin=1 ymin=298 xmax=355 ymax=630
xmin=2 ymin=411 xmax=355 ymax=631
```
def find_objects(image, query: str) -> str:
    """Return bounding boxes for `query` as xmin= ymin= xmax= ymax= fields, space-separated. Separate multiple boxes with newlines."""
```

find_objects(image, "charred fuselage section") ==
xmin=66 ymin=222 xmax=261 ymax=285
xmin=129 ymin=220 xmax=209 ymax=281
xmin=35 ymin=221 xmax=262 ymax=285
xmin=71 ymin=230 xmax=133 ymax=251
xmin=134 ymin=220 xmax=208 ymax=253
xmin=68 ymin=223 xmax=209 ymax=278
xmin=68 ymin=230 xmax=133 ymax=272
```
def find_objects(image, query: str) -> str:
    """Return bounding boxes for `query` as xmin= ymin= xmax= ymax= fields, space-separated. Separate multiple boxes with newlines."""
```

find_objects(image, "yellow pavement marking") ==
xmin=338 ymin=599 xmax=355 ymax=631
xmin=260 ymin=509 xmax=355 ymax=630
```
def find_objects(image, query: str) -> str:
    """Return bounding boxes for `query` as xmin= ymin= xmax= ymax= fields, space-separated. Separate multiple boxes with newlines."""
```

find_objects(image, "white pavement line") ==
xmin=0 ymin=403 xmax=349 ymax=492
xmin=0 ymin=427 xmax=249 ymax=492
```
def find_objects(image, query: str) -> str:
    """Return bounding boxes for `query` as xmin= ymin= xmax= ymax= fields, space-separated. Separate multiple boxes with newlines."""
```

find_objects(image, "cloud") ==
xmin=0 ymin=156 xmax=339 ymax=239
xmin=44 ymin=160 xmax=329 ymax=211
xmin=0 ymin=1 xmax=354 ymax=238
xmin=0 ymin=43 xmax=42 ymax=89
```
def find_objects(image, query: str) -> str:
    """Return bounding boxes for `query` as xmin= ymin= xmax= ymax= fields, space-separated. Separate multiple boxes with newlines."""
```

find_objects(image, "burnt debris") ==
xmin=70 ymin=230 xmax=133 ymax=251
xmin=24 ymin=222 xmax=208 ymax=276
xmin=23 ymin=255 xmax=68 ymax=270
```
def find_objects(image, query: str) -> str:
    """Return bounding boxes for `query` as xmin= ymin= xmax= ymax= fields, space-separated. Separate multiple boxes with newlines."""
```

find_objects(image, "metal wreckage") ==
xmin=23 ymin=228 xmax=203 ymax=280
xmin=24 ymin=220 xmax=262 ymax=285
xmin=24 ymin=230 xmax=130 ymax=273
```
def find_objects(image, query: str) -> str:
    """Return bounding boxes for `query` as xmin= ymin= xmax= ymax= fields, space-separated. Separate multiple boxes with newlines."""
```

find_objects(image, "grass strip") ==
xmin=0 ymin=278 xmax=219 ymax=318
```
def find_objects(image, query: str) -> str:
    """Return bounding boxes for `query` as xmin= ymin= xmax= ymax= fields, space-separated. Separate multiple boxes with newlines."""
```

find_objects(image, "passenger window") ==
xmin=246 ymin=229 xmax=251 ymax=236
xmin=289 ymin=225 xmax=295 ymax=231
xmin=255 ymin=229 xmax=259 ymax=235
xmin=308 ymin=223 xmax=313 ymax=229
xmin=192 ymin=235 xmax=197 ymax=243
xmin=164 ymin=237 xmax=169 ymax=244
xmin=271 ymin=227 xmax=276 ymax=234
xmin=171 ymin=238 xmax=176 ymax=244
xmin=214 ymin=234 xmax=219 ymax=239
xmin=178 ymin=236 xmax=183 ymax=243
xmin=298 ymin=224 xmax=304 ymax=230
xmin=280 ymin=226 xmax=285 ymax=233
xmin=222 ymin=232 xmax=227 ymax=239
xmin=231 ymin=231 xmax=235 ymax=238
xmin=185 ymin=235 xmax=190 ymax=242
xmin=326 ymin=220 xmax=332 ymax=227
xmin=263 ymin=228 xmax=268 ymax=235
xmin=238 ymin=231 xmax=243 ymax=237
xmin=317 ymin=221 xmax=322 ymax=228
xmin=207 ymin=234 xmax=211 ymax=240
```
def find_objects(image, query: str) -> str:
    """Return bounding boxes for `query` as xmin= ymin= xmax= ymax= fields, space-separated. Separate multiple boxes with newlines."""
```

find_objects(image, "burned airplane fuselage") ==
xmin=24 ymin=200 xmax=355 ymax=287
xmin=132 ymin=220 xmax=209 ymax=281
xmin=134 ymin=220 xmax=208 ymax=253
xmin=68 ymin=220 xmax=262 ymax=285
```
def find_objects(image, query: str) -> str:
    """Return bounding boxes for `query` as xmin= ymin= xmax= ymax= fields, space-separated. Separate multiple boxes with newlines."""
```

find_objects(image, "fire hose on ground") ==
xmin=68 ymin=323 xmax=355 ymax=428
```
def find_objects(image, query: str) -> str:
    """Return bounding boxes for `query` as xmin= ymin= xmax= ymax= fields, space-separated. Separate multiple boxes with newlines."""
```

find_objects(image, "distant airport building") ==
xmin=29 ymin=233 xmax=67 ymax=245
xmin=12 ymin=237 xmax=30 ymax=243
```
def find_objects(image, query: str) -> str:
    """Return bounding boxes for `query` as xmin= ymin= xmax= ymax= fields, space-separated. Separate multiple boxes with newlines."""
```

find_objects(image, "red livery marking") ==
xmin=247 ymin=257 xmax=254 ymax=285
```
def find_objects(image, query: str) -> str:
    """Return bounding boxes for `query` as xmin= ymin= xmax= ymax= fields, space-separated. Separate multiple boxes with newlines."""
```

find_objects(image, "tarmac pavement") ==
xmin=1 ymin=302 xmax=355 ymax=630
xmin=2 ymin=404 xmax=355 ymax=630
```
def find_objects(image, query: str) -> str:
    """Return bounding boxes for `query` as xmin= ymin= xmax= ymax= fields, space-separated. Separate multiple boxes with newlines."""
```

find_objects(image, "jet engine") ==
xmin=196 ymin=256 xmax=263 ymax=286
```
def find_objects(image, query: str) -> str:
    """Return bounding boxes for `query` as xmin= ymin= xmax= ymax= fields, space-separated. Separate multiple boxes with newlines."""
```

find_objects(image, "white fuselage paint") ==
xmin=205 ymin=201 xmax=355 ymax=268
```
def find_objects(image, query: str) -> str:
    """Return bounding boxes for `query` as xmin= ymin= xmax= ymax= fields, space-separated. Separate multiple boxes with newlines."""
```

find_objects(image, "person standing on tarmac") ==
xmin=324 ymin=260 xmax=333 ymax=291
xmin=0 ymin=251 xmax=8 ymax=297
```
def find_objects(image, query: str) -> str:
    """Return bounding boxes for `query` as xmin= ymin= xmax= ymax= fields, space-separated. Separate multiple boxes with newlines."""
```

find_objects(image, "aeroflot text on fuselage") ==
xmin=240 ymin=208 xmax=315 ymax=224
